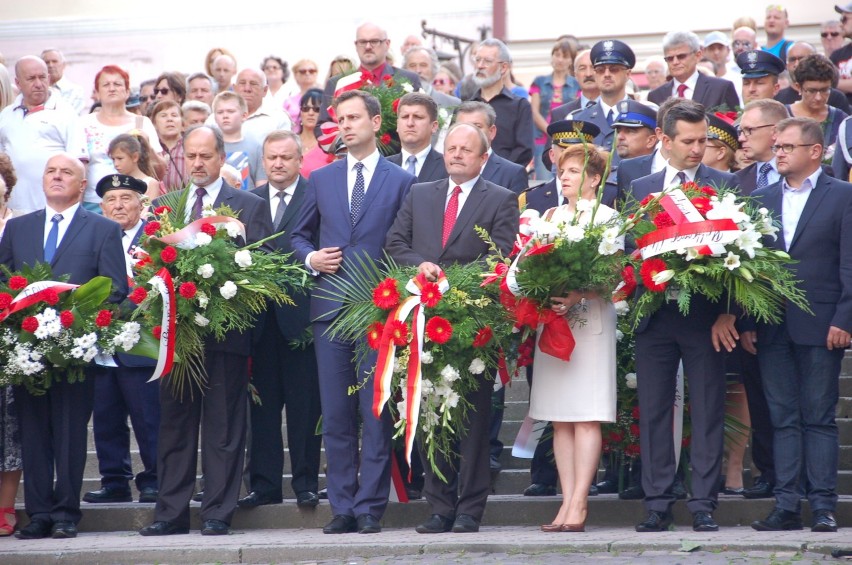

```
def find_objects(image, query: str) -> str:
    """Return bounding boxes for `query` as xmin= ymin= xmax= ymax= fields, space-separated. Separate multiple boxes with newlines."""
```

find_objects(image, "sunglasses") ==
xmin=301 ymin=105 xmax=320 ymax=113
xmin=155 ymin=88 xmax=170 ymax=95
xmin=663 ymin=52 xmax=694 ymax=63
xmin=821 ymin=31 xmax=841 ymax=38
xmin=432 ymin=79 xmax=452 ymax=86
xmin=140 ymin=95 xmax=155 ymax=102
xmin=297 ymin=68 xmax=318 ymax=75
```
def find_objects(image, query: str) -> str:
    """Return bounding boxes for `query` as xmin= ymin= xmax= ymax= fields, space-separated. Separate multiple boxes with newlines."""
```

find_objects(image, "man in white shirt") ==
xmin=388 ymin=92 xmax=447 ymax=182
xmin=41 ymin=49 xmax=87 ymax=116
xmin=234 ymin=68 xmax=292 ymax=145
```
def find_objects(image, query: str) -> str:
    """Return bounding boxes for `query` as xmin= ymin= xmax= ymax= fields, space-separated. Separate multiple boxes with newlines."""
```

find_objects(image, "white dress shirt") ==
xmin=122 ymin=219 xmax=144 ymax=276
xmin=185 ymin=177 xmax=224 ymax=221
xmin=781 ymin=167 xmax=820 ymax=251
xmin=445 ymin=176 xmax=479 ymax=218
xmin=268 ymin=179 xmax=297 ymax=222
xmin=345 ymin=150 xmax=381 ymax=207
xmin=672 ymin=71 xmax=700 ymax=100
xmin=663 ymin=163 xmax=700 ymax=188
xmin=400 ymin=145 xmax=432 ymax=178
xmin=43 ymin=202 xmax=80 ymax=249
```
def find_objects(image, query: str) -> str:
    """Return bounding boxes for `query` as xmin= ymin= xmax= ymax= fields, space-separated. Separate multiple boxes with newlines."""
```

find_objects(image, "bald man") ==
xmin=233 ymin=67 xmax=292 ymax=144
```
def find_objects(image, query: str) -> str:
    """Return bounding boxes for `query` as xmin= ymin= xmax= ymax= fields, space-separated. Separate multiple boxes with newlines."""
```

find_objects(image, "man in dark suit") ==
xmin=648 ymin=31 xmax=739 ymax=110
xmin=83 ymin=174 xmax=160 ymax=506
xmin=291 ymin=90 xmax=416 ymax=535
xmin=239 ymin=131 xmax=322 ymax=510
xmin=140 ymin=125 xmax=274 ymax=537
xmin=454 ymin=101 xmax=527 ymax=194
xmin=388 ymin=93 xmax=447 ymax=183
xmin=735 ymin=99 xmax=787 ymax=195
xmin=747 ymin=118 xmax=852 ymax=534
xmin=2 ymin=154 xmax=128 ymax=539
xmin=629 ymin=100 xmax=737 ymax=534
xmin=385 ymin=123 xmax=518 ymax=534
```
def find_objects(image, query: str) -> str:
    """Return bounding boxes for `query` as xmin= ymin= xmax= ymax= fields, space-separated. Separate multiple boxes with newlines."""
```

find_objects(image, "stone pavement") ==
xmin=0 ymin=525 xmax=849 ymax=564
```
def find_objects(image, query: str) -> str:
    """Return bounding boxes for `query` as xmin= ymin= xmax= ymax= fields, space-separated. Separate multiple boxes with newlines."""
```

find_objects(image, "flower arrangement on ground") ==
xmin=625 ymin=181 xmax=810 ymax=325
xmin=0 ymin=263 xmax=153 ymax=395
xmin=131 ymin=190 xmax=310 ymax=396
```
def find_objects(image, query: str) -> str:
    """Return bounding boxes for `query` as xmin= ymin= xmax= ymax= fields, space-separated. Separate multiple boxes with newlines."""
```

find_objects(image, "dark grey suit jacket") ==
xmin=482 ymin=151 xmax=528 ymax=194
xmin=647 ymin=73 xmax=739 ymax=110
xmin=388 ymin=148 xmax=448 ymax=183
xmin=616 ymin=152 xmax=656 ymax=206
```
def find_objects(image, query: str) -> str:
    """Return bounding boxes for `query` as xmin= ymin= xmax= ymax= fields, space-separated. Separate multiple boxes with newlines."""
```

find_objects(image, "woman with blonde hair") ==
xmin=284 ymin=59 xmax=321 ymax=131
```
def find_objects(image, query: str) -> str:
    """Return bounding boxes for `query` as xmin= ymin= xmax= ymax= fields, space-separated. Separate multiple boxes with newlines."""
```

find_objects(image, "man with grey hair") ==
xmin=648 ymin=31 xmax=739 ymax=110
xmin=181 ymin=100 xmax=211 ymax=128
xmin=233 ymin=68 xmax=292 ymax=145
xmin=822 ymin=20 xmax=845 ymax=59
xmin=775 ymin=42 xmax=851 ymax=112
xmin=186 ymin=72 xmax=217 ymax=107
xmin=41 ymin=48 xmax=86 ymax=115
xmin=404 ymin=46 xmax=460 ymax=111
xmin=465 ymin=38 xmax=533 ymax=167
xmin=211 ymin=53 xmax=236 ymax=94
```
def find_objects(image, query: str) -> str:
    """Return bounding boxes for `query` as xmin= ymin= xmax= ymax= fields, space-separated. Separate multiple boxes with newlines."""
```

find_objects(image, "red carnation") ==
xmin=387 ymin=319 xmax=409 ymax=346
xmin=366 ymin=321 xmax=384 ymax=350
xmin=690 ymin=196 xmax=712 ymax=215
xmin=160 ymin=246 xmax=178 ymax=263
xmin=419 ymin=282 xmax=442 ymax=308
xmin=622 ymin=265 xmax=635 ymax=285
xmin=425 ymin=316 xmax=452 ymax=344
xmin=392 ymin=98 xmax=400 ymax=114
xmin=382 ymin=75 xmax=393 ymax=85
xmin=95 ymin=310 xmax=113 ymax=327
xmin=21 ymin=316 xmax=38 ymax=333
xmin=380 ymin=133 xmax=392 ymax=146
xmin=154 ymin=205 xmax=171 ymax=215
xmin=179 ymin=282 xmax=197 ymax=299
xmin=632 ymin=406 xmax=640 ymax=420
xmin=60 ymin=310 xmax=75 ymax=328
xmin=0 ymin=292 xmax=12 ymax=309
xmin=372 ymin=278 xmax=400 ymax=310
xmin=128 ymin=287 xmax=148 ymax=304
xmin=135 ymin=255 xmax=152 ymax=269
xmin=472 ymin=326 xmax=493 ymax=348
xmin=625 ymin=444 xmax=641 ymax=457
xmin=200 ymin=223 xmax=217 ymax=236
xmin=152 ymin=326 xmax=162 ymax=339
xmin=43 ymin=288 xmax=59 ymax=305
xmin=144 ymin=221 xmax=161 ymax=236
xmin=609 ymin=431 xmax=624 ymax=443
xmin=639 ymin=194 xmax=655 ymax=208
xmin=652 ymin=211 xmax=675 ymax=229
xmin=629 ymin=423 xmax=641 ymax=437
xmin=8 ymin=276 xmax=27 ymax=290
xmin=639 ymin=258 xmax=670 ymax=292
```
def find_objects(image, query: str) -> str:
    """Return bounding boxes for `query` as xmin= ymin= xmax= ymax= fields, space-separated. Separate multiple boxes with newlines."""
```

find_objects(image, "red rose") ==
xmin=625 ymin=444 xmax=641 ymax=457
xmin=382 ymin=75 xmax=393 ymax=85
xmin=372 ymin=278 xmax=400 ymax=310
xmin=419 ymin=282 xmax=442 ymax=308
xmin=160 ymin=246 xmax=178 ymax=263
xmin=179 ymin=282 xmax=197 ymax=299
xmin=380 ymin=133 xmax=392 ymax=146
xmin=0 ymin=292 xmax=12 ymax=309
xmin=639 ymin=257 xmax=670 ymax=292
xmin=95 ymin=310 xmax=113 ymax=327
xmin=631 ymin=406 xmax=640 ymax=420
xmin=200 ymin=223 xmax=217 ymax=236
xmin=22 ymin=316 xmax=38 ymax=333
xmin=425 ymin=316 xmax=452 ymax=344
xmin=8 ymin=276 xmax=27 ymax=290
xmin=630 ymin=423 xmax=641 ymax=437
xmin=387 ymin=319 xmax=409 ymax=346
xmin=128 ymin=287 xmax=148 ymax=304
xmin=609 ymin=431 xmax=624 ymax=443
xmin=154 ymin=205 xmax=171 ymax=215
xmin=392 ymin=98 xmax=400 ymax=114
xmin=472 ymin=326 xmax=493 ymax=348
xmin=639 ymin=194 xmax=655 ymax=208
xmin=366 ymin=321 xmax=384 ymax=350
xmin=152 ymin=326 xmax=162 ymax=339
xmin=43 ymin=288 xmax=59 ymax=305
xmin=144 ymin=221 xmax=161 ymax=236
xmin=60 ymin=310 xmax=74 ymax=328
xmin=652 ymin=211 xmax=675 ymax=229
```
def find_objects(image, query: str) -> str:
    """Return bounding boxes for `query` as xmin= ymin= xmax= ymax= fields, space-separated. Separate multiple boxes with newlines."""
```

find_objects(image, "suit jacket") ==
xmin=524 ymin=178 xmax=559 ymax=213
xmin=291 ymin=155 xmax=415 ymax=321
xmin=318 ymin=64 xmax=422 ymax=128
xmin=733 ymin=162 xmax=760 ymax=196
xmin=385 ymin=176 xmax=519 ymax=267
xmin=0 ymin=206 xmax=128 ymax=304
xmin=628 ymin=164 xmax=738 ymax=204
xmin=429 ymin=88 xmax=461 ymax=111
xmin=117 ymin=221 xmax=156 ymax=369
xmin=647 ymin=74 xmax=739 ymax=110
xmin=616 ymin=152 xmax=655 ymax=206
xmin=388 ymin=148 xmax=448 ymax=183
xmin=541 ymin=97 xmax=589 ymax=165
xmin=751 ymin=173 xmax=852 ymax=346
xmin=482 ymin=152 xmax=528 ymax=194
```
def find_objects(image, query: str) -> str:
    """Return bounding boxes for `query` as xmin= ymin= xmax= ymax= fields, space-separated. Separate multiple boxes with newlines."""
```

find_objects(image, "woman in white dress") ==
xmin=527 ymin=144 xmax=621 ymax=532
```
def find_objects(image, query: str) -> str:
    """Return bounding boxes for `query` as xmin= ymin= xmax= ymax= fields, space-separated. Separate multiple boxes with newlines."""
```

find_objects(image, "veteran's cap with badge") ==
xmin=95 ymin=174 xmax=147 ymax=198
xmin=612 ymin=100 xmax=658 ymax=130
xmin=590 ymin=39 xmax=636 ymax=69
xmin=706 ymin=113 xmax=739 ymax=152
xmin=547 ymin=119 xmax=601 ymax=147
xmin=736 ymin=50 xmax=785 ymax=78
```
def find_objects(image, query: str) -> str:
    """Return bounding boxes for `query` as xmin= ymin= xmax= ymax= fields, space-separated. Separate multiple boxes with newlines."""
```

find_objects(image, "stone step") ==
xmin=842 ymin=375 xmax=852 ymax=398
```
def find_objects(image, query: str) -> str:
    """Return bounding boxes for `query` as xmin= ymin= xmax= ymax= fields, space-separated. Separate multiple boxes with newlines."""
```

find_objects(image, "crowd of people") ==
xmin=0 ymin=4 xmax=849 ymax=542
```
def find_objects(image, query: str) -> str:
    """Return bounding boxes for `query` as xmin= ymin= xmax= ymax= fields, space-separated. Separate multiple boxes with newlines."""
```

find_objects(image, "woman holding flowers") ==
xmin=526 ymin=145 xmax=622 ymax=532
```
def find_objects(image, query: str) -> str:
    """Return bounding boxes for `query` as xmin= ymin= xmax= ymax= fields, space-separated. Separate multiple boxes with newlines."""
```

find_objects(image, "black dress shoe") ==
xmin=83 ymin=486 xmax=132 ymax=503
xmin=523 ymin=483 xmax=557 ymax=497
xmin=751 ymin=507 xmax=803 ymax=531
xmin=238 ymin=492 xmax=282 ymax=508
xmin=15 ymin=519 xmax=52 ymax=539
xmin=201 ymin=519 xmax=229 ymax=535
xmin=139 ymin=520 xmax=190 ymax=536
xmin=405 ymin=487 xmax=422 ymax=500
xmin=721 ymin=487 xmax=745 ymax=496
xmin=323 ymin=514 xmax=356 ymax=534
xmin=452 ymin=513 xmax=480 ymax=533
xmin=191 ymin=490 xmax=204 ymax=502
xmin=811 ymin=510 xmax=838 ymax=532
xmin=356 ymin=514 xmax=381 ymax=534
xmin=595 ymin=479 xmax=618 ymax=494
xmin=619 ymin=485 xmax=645 ymax=500
xmin=318 ymin=488 xmax=328 ymax=499
xmin=416 ymin=514 xmax=454 ymax=534
xmin=138 ymin=487 xmax=158 ymax=504
xmin=588 ymin=484 xmax=599 ymax=496
xmin=636 ymin=510 xmax=674 ymax=532
xmin=296 ymin=491 xmax=320 ymax=508
xmin=51 ymin=521 xmax=77 ymax=539
xmin=692 ymin=511 xmax=719 ymax=532
xmin=743 ymin=478 xmax=774 ymax=499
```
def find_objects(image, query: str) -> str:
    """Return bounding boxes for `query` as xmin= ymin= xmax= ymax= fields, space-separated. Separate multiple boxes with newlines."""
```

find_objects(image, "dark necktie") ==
xmin=44 ymin=213 xmax=62 ymax=263
xmin=442 ymin=186 xmax=462 ymax=248
xmin=405 ymin=155 xmax=417 ymax=175
xmin=351 ymin=162 xmax=365 ymax=225
xmin=677 ymin=83 xmax=688 ymax=98
xmin=192 ymin=187 xmax=207 ymax=220
xmin=584 ymin=99 xmax=595 ymax=108
xmin=273 ymin=190 xmax=287 ymax=226
xmin=756 ymin=162 xmax=772 ymax=189
xmin=676 ymin=171 xmax=687 ymax=185
xmin=606 ymin=109 xmax=614 ymax=126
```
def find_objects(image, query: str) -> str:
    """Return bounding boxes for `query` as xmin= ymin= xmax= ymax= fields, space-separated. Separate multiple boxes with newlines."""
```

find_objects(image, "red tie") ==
xmin=442 ymin=186 xmax=462 ymax=248
xmin=676 ymin=83 xmax=688 ymax=98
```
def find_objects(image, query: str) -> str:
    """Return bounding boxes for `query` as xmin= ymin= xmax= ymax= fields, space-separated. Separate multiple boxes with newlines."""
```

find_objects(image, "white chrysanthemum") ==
xmin=724 ymin=251 xmax=741 ymax=270
xmin=468 ymin=358 xmax=486 ymax=375
xmin=194 ymin=313 xmax=210 ymax=327
xmin=614 ymin=300 xmax=630 ymax=316
xmin=402 ymin=82 xmax=414 ymax=93
xmin=40 ymin=308 xmax=58 ymax=322
xmin=197 ymin=264 xmax=215 ymax=279
xmin=563 ymin=224 xmax=585 ymax=243
xmin=396 ymin=399 xmax=407 ymax=416
xmin=532 ymin=217 xmax=560 ymax=239
xmin=74 ymin=332 xmax=98 ymax=349
xmin=420 ymin=350 xmax=433 ymax=364
xmin=194 ymin=232 xmax=212 ymax=246
xmin=70 ymin=346 xmax=86 ymax=359
xmin=234 ymin=250 xmax=253 ymax=268
xmin=625 ymin=372 xmax=637 ymax=389
xmin=735 ymin=229 xmax=763 ymax=259
xmin=219 ymin=281 xmax=238 ymax=299
xmin=616 ymin=329 xmax=624 ymax=342
xmin=442 ymin=390 xmax=460 ymax=410
xmin=225 ymin=222 xmax=241 ymax=238
xmin=201 ymin=207 xmax=216 ymax=218
xmin=440 ymin=364 xmax=460 ymax=382
xmin=652 ymin=269 xmax=675 ymax=285
xmin=83 ymin=347 xmax=98 ymax=362
xmin=197 ymin=292 xmax=209 ymax=308
xmin=420 ymin=379 xmax=434 ymax=397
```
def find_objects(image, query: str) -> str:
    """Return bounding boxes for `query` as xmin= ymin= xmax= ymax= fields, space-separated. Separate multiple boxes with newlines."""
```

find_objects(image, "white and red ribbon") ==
xmin=146 ymin=268 xmax=175 ymax=382
xmin=0 ymin=280 xmax=78 ymax=323
xmin=154 ymin=216 xmax=246 ymax=249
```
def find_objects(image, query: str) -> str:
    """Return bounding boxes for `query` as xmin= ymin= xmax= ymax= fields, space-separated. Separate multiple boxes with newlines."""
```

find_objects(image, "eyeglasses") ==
xmin=473 ymin=56 xmax=505 ymax=67
xmin=300 ymin=105 xmax=320 ymax=113
xmin=802 ymin=86 xmax=830 ymax=97
xmin=355 ymin=39 xmax=387 ymax=48
xmin=771 ymin=143 xmax=816 ymax=154
xmin=432 ymin=79 xmax=452 ymax=86
xmin=140 ymin=95 xmax=155 ymax=102
xmin=296 ymin=68 xmax=318 ymax=75
xmin=821 ymin=31 xmax=841 ymax=38
xmin=262 ymin=65 xmax=281 ymax=71
xmin=736 ymin=124 xmax=774 ymax=137
xmin=155 ymin=88 xmax=170 ymax=95
xmin=663 ymin=52 xmax=695 ymax=64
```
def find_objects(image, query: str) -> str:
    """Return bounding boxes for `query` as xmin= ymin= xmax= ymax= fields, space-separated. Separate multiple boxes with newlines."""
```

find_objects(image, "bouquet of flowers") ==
xmin=131 ymin=190 xmax=310 ymax=397
xmin=0 ymin=263 xmax=153 ymax=395
xmin=625 ymin=181 xmax=810 ymax=324
xmin=321 ymin=255 xmax=515 ymax=480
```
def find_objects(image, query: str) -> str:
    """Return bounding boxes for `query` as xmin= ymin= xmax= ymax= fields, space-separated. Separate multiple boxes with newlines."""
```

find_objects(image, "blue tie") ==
xmin=757 ymin=162 xmax=772 ymax=189
xmin=606 ymin=109 xmax=614 ymax=126
xmin=351 ymin=162 xmax=365 ymax=225
xmin=405 ymin=155 xmax=417 ymax=175
xmin=44 ymin=213 xmax=62 ymax=263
